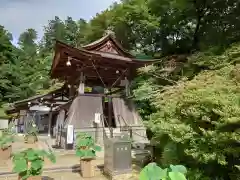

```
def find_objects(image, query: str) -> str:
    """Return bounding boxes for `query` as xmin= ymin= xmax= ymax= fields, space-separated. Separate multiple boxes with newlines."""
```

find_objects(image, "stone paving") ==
xmin=0 ymin=165 xmax=140 ymax=180
xmin=0 ymin=169 xmax=139 ymax=180
xmin=0 ymin=135 xmax=143 ymax=180
xmin=0 ymin=149 xmax=105 ymax=174
xmin=0 ymin=171 xmax=107 ymax=180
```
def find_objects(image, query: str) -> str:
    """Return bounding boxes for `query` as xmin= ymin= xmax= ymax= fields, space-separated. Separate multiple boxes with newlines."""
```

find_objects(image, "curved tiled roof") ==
xmin=82 ymin=32 xmax=134 ymax=58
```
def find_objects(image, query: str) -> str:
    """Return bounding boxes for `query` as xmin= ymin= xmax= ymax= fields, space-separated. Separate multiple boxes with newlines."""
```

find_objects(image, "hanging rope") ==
xmin=91 ymin=58 xmax=107 ymax=88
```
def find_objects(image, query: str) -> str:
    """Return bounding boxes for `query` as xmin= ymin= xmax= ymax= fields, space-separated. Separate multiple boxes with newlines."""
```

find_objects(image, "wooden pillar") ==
xmin=108 ymin=90 xmax=113 ymax=128
xmin=78 ymin=72 xmax=85 ymax=95
xmin=108 ymin=96 xmax=114 ymax=138
xmin=16 ymin=117 xmax=20 ymax=133
xmin=61 ymin=90 xmax=64 ymax=101
xmin=23 ymin=113 xmax=28 ymax=134
xmin=69 ymin=85 xmax=75 ymax=98
xmin=125 ymin=77 xmax=130 ymax=96
xmin=15 ymin=113 xmax=19 ymax=133
xmin=48 ymin=104 xmax=53 ymax=137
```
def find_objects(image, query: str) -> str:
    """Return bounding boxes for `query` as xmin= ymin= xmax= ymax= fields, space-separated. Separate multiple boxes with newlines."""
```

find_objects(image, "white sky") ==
xmin=0 ymin=0 xmax=118 ymax=44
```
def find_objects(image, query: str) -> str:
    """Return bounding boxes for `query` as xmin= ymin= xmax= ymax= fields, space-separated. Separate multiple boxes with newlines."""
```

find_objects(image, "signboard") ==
xmin=94 ymin=113 xmax=101 ymax=124
xmin=67 ymin=125 xmax=74 ymax=144
xmin=78 ymin=83 xmax=85 ymax=94
xmin=120 ymin=79 xmax=129 ymax=87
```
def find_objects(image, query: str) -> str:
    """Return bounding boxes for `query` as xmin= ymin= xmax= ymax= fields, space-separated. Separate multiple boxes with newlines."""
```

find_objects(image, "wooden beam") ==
xmin=108 ymin=94 xmax=113 ymax=128
xmin=65 ymin=78 xmax=126 ymax=88
xmin=53 ymin=52 xmax=130 ymax=72
xmin=55 ymin=63 xmax=124 ymax=73
xmin=52 ymin=68 xmax=126 ymax=80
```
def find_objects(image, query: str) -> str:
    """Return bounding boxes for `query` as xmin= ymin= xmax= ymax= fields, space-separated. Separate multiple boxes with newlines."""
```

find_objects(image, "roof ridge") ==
xmin=82 ymin=33 xmax=134 ymax=58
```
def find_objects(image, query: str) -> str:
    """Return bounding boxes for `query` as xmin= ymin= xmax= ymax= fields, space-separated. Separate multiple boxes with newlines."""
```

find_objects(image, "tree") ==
xmin=0 ymin=26 xmax=18 ymax=103
xmin=75 ymin=19 xmax=89 ymax=47
xmin=40 ymin=16 xmax=66 ymax=55
xmin=0 ymin=25 xmax=15 ymax=64
xmin=18 ymin=28 xmax=37 ymax=56
xmin=84 ymin=10 xmax=112 ymax=43
xmin=133 ymin=44 xmax=240 ymax=179
xmin=64 ymin=16 xmax=78 ymax=46
xmin=110 ymin=0 xmax=160 ymax=52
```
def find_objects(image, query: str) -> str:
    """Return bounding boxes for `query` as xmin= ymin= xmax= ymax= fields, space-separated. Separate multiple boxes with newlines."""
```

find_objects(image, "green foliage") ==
xmin=146 ymin=65 xmax=240 ymax=179
xmin=18 ymin=28 xmax=37 ymax=59
xmin=139 ymin=163 xmax=187 ymax=180
xmin=133 ymin=44 xmax=240 ymax=179
xmin=24 ymin=121 xmax=39 ymax=143
xmin=12 ymin=148 xmax=56 ymax=180
xmin=75 ymin=132 xmax=101 ymax=160
xmin=0 ymin=130 xmax=14 ymax=149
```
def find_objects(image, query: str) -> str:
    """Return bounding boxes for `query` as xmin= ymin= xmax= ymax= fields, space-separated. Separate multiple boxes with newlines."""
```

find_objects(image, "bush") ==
xmin=148 ymin=65 xmax=240 ymax=179
xmin=75 ymin=132 xmax=101 ymax=160
xmin=12 ymin=148 xmax=56 ymax=180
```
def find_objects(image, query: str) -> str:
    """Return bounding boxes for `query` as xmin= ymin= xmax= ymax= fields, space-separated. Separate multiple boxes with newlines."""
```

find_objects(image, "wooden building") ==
xmin=5 ymin=86 xmax=70 ymax=136
xmin=51 ymin=31 xmax=157 ymax=149
xmin=6 ymin=31 xmax=157 ymax=149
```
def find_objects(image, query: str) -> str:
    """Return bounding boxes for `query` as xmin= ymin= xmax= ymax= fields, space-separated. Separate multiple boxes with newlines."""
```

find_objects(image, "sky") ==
xmin=0 ymin=0 xmax=117 ymax=45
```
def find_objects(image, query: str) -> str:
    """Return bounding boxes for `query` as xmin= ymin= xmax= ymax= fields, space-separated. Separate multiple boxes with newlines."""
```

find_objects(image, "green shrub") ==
xmin=24 ymin=120 xmax=39 ymax=142
xmin=12 ymin=148 xmax=56 ymax=180
xmin=75 ymin=132 xmax=101 ymax=160
xmin=0 ymin=129 xmax=14 ymax=149
xmin=148 ymin=65 xmax=240 ymax=179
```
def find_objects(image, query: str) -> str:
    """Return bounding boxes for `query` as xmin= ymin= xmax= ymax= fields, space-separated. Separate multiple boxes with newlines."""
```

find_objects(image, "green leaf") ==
xmin=31 ymin=159 xmax=43 ymax=170
xmin=159 ymin=168 xmax=168 ymax=179
xmin=45 ymin=152 xmax=56 ymax=163
xmin=12 ymin=152 xmax=25 ymax=161
xmin=85 ymin=150 xmax=95 ymax=157
xmin=13 ymin=159 xmax=28 ymax=173
xmin=94 ymin=145 xmax=101 ymax=151
xmin=77 ymin=139 xmax=88 ymax=146
xmin=36 ymin=150 xmax=45 ymax=156
xmin=170 ymin=165 xmax=187 ymax=174
xmin=169 ymin=172 xmax=187 ymax=180
xmin=26 ymin=149 xmax=37 ymax=161
xmin=139 ymin=163 xmax=167 ymax=180
xmin=76 ymin=150 xmax=84 ymax=157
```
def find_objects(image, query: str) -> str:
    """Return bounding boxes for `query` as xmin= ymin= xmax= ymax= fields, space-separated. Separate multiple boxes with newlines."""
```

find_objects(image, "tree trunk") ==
xmin=192 ymin=0 xmax=207 ymax=51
